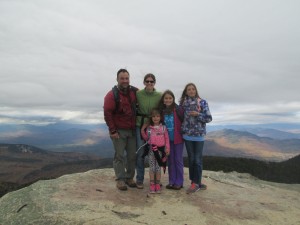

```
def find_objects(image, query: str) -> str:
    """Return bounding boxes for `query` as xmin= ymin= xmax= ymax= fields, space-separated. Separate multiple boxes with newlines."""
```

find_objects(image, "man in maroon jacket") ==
xmin=103 ymin=69 xmax=138 ymax=190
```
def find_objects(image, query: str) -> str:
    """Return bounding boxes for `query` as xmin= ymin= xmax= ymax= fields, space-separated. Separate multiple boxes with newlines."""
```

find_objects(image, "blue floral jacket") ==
xmin=181 ymin=97 xmax=212 ymax=137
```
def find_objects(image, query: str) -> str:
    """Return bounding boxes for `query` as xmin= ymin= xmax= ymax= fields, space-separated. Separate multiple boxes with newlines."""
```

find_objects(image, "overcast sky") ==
xmin=0 ymin=0 xmax=299 ymax=126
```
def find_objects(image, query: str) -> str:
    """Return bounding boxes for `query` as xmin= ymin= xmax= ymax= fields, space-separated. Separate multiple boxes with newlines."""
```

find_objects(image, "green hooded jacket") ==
xmin=136 ymin=89 xmax=162 ymax=127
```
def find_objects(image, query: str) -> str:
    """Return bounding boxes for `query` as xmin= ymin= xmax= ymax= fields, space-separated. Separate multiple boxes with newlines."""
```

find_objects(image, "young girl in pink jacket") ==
xmin=141 ymin=109 xmax=170 ymax=194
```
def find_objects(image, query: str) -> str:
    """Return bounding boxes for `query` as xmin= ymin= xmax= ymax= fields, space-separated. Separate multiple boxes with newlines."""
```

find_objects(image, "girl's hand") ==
xmin=165 ymin=148 xmax=170 ymax=156
xmin=189 ymin=111 xmax=199 ymax=117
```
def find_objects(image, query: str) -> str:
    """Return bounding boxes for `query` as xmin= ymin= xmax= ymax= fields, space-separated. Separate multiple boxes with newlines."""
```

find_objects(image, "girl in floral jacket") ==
xmin=179 ymin=83 xmax=212 ymax=194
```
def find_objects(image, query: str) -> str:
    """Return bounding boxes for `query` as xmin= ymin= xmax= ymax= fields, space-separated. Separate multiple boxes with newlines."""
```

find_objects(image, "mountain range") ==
xmin=206 ymin=129 xmax=300 ymax=161
xmin=0 ymin=144 xmax=110 ymax=184
xmin=0 ymin=122 xmax=299 ymax=161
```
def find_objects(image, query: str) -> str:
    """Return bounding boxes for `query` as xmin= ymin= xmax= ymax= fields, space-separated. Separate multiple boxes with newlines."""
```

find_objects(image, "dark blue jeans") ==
xmin=184 ymin=140 xmax=204 ymax=185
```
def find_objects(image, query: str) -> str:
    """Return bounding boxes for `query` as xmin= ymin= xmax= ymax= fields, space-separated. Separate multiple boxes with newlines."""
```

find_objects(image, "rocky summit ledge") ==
xmin=0 ymin=168 xmax=299 ymax=225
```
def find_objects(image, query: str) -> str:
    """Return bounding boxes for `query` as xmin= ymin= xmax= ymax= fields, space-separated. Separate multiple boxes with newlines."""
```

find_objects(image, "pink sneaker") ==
xmin=149 ymin=183 xmax=155 ymax=194
xmin=155 ymin=184 xmax=161 ymax=194
xmin=186 ymin=183 xmax=200 ymax=194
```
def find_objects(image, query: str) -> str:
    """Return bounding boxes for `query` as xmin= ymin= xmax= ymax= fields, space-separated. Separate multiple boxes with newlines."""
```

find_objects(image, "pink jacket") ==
xmin=141 ymin=124 xmax=170 ymax=151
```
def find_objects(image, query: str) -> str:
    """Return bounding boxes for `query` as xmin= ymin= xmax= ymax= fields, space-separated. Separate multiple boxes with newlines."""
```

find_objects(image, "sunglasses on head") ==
xmin=145 ymin=80 xmax=155 ymax=83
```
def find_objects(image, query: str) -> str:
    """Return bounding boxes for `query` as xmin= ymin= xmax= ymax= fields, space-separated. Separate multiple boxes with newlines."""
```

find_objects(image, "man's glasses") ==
xmin=145 ymin=80 xmax=155 ymax=83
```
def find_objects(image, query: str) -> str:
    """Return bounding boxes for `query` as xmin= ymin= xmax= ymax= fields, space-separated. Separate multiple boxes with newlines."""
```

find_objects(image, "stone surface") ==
xmin=0 ymin=168 xmax=299 ymax=225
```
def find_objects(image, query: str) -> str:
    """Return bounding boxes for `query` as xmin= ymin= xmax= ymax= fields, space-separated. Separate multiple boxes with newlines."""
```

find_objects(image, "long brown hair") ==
xmin=158 ymin=90 xmax=176 ymax=114
xmin=179 ymin=83 xmax=200 ymax=105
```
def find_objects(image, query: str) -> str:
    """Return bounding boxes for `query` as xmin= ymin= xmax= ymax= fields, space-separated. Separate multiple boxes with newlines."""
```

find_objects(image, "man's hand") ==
xmin=110 ymin=132 xmax=119 ymax=139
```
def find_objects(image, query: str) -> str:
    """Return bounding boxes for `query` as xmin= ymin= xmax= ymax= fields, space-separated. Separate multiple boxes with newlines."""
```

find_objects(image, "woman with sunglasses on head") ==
xmin=135 ymin=74 xmax=162 ymax=189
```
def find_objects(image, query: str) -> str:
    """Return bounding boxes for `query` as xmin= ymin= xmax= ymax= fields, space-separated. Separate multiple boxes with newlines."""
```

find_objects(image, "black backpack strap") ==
xmin=112 ymin=85 xmax=119 ymax=113
xmin=130 ymin=85 xmax=138 ymax=93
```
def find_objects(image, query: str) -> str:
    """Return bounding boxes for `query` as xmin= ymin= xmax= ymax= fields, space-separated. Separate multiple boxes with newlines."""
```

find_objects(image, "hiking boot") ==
xmin=155 ymin=184 xmax=161 ymax=194
xmin=125 ymin=179 xmax=137 ymax=188
xmin=116 ymin=180 xmax=127 ymax=191
xmin=173 ymin=185 xmax=182 ymax=190
xmin=199 ymin=183 xmax=207 ymax=190
xmin=166 ymin=184 xmax=173 ymax=189
xmin=186 ymin=183 xmax=200 ymax=194
xmin=136 ymin=181 xmax=144 ymax=189
xmin=149 ymin=183 xmax=155 ymax=194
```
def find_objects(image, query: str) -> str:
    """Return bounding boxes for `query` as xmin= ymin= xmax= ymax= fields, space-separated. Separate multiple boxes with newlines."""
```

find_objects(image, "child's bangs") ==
xmin=150 ymin=109 xmax=161 ymax=117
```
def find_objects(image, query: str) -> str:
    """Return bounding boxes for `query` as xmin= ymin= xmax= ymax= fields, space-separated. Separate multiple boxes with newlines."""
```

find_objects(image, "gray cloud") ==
xmin=0 ymin=0 xmax=300 ymax=125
